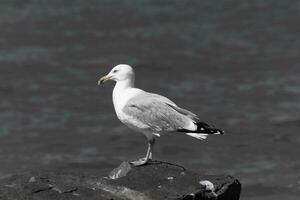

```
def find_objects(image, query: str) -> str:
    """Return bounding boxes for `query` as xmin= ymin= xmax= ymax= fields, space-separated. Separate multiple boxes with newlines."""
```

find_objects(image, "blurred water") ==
xmin=0 ymin=1 xmax=300 ymax=199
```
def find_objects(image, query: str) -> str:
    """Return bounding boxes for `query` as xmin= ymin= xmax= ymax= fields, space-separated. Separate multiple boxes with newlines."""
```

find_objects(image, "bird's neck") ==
xmin=114 ymin=78 xmax=135 ymax=92
xmin=113 ymin=78 xmax=135 ymax=106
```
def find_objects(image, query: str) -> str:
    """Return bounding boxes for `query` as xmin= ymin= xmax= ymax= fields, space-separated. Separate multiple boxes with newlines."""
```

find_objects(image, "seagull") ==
xmin=98 ymin=64 xmax=224 ymax=166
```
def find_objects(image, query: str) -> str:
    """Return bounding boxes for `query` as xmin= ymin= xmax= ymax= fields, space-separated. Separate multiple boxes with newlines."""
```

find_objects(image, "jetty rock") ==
xmin=0 ymin=161 xmax=241 ymax=200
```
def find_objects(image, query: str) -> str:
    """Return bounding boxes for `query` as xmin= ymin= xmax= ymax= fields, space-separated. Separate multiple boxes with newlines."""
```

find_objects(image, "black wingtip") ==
xmin=207 ymin=128 xmax=225 ymax=135
xmin=178 ymin=125 xmax=225 ymax=135
xmin=195 ymin=122 xmax=225 ymax=135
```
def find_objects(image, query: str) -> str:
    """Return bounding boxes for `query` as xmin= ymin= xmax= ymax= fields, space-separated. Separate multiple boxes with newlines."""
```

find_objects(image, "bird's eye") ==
xmin=113 ymin=69 xmax=118 ymax=73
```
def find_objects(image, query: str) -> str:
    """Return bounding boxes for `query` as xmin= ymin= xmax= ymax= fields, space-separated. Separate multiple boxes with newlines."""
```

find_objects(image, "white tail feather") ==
xmin=186 ymin=133 xmax=208 ymax=140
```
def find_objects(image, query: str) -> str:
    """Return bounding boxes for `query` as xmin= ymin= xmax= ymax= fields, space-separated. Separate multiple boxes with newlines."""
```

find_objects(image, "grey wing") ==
xmin=145 ymin=92 xmax=200 ymax=122
xmin=122 ymin=93 xmax=195 ymax=132
xmin=167 ymin=103 xmax=200 ymax=122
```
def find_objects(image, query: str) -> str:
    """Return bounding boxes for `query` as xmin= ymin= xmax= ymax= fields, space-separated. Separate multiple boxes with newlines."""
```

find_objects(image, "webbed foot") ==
xmin=130 ymin=158 xmax=150 ymax=166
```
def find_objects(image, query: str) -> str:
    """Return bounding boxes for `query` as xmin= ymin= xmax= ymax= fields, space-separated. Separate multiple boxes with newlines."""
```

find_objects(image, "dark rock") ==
xmin=105 ymin=161 xmax=241 ymax=200
xmin=0 ymin=161 xmax=241 ymax=200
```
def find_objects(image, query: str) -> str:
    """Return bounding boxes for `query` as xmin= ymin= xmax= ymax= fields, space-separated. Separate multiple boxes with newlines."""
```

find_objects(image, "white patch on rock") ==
xmin=199 ymin=180 xmax=218 ymax=197
xmin=199 ymin=180 xmax=215 ymax=191
xmin=29 ymin=176 xmax=36 ymax=183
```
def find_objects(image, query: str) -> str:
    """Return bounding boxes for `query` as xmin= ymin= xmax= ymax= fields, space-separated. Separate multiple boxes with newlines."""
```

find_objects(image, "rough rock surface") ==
xmin=0 ymin=161 xmax=241 ymax=200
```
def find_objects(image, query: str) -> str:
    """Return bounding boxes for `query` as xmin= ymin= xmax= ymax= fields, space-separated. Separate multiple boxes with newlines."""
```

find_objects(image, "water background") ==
xmin=0 ymin=1 xmax=300 ymax=199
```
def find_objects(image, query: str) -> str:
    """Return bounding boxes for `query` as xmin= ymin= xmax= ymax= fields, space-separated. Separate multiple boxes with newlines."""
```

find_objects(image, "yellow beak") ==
xmin=98 ymin=75 xmax=111 ymax=85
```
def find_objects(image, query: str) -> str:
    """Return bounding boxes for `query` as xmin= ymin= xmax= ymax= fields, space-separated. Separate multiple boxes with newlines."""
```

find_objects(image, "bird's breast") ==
xmin=111 ymin=85 xmax=151 ymax=133
xmin=112 ymin=88 xmax=142 ymax=111
xmin=112 ymin=88 xmax=145 ymax=127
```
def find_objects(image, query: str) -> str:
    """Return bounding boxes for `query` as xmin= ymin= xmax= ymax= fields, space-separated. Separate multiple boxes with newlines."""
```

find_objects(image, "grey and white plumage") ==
xmin=98 ymin=64 xmax=224 ymax=166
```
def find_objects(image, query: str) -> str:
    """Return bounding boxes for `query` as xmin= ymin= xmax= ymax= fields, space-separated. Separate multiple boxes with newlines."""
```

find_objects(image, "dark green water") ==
xmin=0 ymin=1 xmax=300 ymax=199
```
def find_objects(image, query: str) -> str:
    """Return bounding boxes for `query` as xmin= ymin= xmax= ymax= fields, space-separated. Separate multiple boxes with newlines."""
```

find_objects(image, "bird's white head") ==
xmin=98 ymin=64 xmax=135 ymax=85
